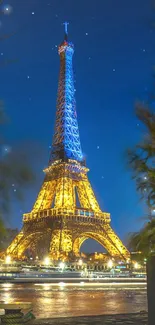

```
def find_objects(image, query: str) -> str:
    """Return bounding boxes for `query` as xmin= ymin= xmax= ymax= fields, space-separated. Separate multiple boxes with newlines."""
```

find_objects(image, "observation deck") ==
xmin=23 ymin=208 xmax=110 ymax=224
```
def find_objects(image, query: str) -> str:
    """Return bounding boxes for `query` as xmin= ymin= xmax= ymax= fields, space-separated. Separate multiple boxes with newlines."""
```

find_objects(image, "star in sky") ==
xmin=2 ymin=4 xmax=12 ymax=15
xmin=2 ymin=145 xmax=11 ymax=155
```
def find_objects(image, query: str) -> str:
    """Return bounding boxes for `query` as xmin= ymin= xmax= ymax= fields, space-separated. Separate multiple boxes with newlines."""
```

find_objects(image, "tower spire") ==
xmin=63 ymin=21 xmax=69 ymax=41
xmin=50 ymin=24 xmax=83 ymax=164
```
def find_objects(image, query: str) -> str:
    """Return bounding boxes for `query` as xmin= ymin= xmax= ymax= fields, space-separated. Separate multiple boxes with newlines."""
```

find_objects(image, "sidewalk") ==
xmin=32 ymin=312 xmax=147 ymax=325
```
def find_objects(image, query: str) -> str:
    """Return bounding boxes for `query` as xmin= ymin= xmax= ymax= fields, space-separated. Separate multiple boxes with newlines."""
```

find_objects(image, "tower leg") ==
xmin=50 ymin=229 xmax=72 ymax=260
xmin=104 ymin=225 xmax=130 ymax=259
xmin=6 ymin=230 xmax=24 ymax=258
xmin=6 ymin=229 xmax=51 ymax=259
xmin=72 ymin=225 xmax=130 ymax=261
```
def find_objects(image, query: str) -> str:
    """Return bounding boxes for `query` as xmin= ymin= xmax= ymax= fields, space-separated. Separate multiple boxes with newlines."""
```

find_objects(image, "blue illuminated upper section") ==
xmin=50 ymin=25 xmax=84 ymax=164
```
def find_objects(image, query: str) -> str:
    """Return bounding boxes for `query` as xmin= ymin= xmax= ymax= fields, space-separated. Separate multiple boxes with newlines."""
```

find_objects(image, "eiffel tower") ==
xmin=7 ymin=24 xmax=130 ymax=261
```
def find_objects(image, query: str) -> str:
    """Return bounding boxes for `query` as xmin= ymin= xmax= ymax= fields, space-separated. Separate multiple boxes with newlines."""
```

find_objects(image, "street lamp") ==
xmin=44 ymin=257 xmax=50 ymax=266
xmin=59 ymin=262 xmax=65 ymax=270
xmin=134 ymin=262 xmax=139 ymax=269
xmin=107 ymin=260 xmax=113 ymax=269
xmin=78 ymin=259 xmax=83 ymax=266
xmin=5 ymin=255 xmax=11 ymax=264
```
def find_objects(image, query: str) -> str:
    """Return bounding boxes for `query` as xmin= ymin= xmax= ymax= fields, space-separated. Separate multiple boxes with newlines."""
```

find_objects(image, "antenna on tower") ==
xmin=63 ymin=21 xmax=69 ymax=41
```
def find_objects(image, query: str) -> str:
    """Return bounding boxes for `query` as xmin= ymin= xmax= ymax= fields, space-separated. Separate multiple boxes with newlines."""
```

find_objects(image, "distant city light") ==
xmin=134 ymin=262 xmax=139 ymax=269
xmin=59 ymin=262 xmax=65 ymax=270
xmin=44 ymin=257 xmax=50 ymax=266
xmin=107 ymin=260 xmax=113 ymax=268
xmin=5 ymin=255 xmax=11 ymax=264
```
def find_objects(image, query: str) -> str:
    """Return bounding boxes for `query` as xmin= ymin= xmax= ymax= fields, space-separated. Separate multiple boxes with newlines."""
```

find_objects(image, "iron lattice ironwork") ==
xmin=6 ymin=25 xmax=130 ymax=261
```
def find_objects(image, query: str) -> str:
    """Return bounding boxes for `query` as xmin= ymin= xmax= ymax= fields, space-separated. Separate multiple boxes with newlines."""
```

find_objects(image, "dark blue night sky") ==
xmin=0 ymin=0 xmax=154 ymax=252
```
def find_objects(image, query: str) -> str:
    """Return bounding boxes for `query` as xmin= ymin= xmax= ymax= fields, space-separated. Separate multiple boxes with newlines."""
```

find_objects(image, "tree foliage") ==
xmin=128 ymin=104 xmax=155 ymax=256
xmin=127 ymin=103 xmax=155 ymax=209
xmin=129 ymin=219 xmax=155 ymax=257
xmin=0 ymin=103 xmax=36 ymax=241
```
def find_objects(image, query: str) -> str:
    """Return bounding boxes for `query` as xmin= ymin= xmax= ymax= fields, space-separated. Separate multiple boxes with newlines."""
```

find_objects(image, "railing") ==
xmin=23 ymin=208 xmax=110 ymax=224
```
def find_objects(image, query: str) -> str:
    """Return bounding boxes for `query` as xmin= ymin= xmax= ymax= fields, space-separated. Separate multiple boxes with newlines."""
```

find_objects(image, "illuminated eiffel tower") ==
xmin=7 ymin=24 xmax=130 ymax=261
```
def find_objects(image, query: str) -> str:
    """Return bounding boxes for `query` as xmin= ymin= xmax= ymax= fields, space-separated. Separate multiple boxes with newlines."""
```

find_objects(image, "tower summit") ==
xmin=63 ymin=21 xmax=69 ymax=40
xmin=6 ymin=26 xmax=130 ymax=261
